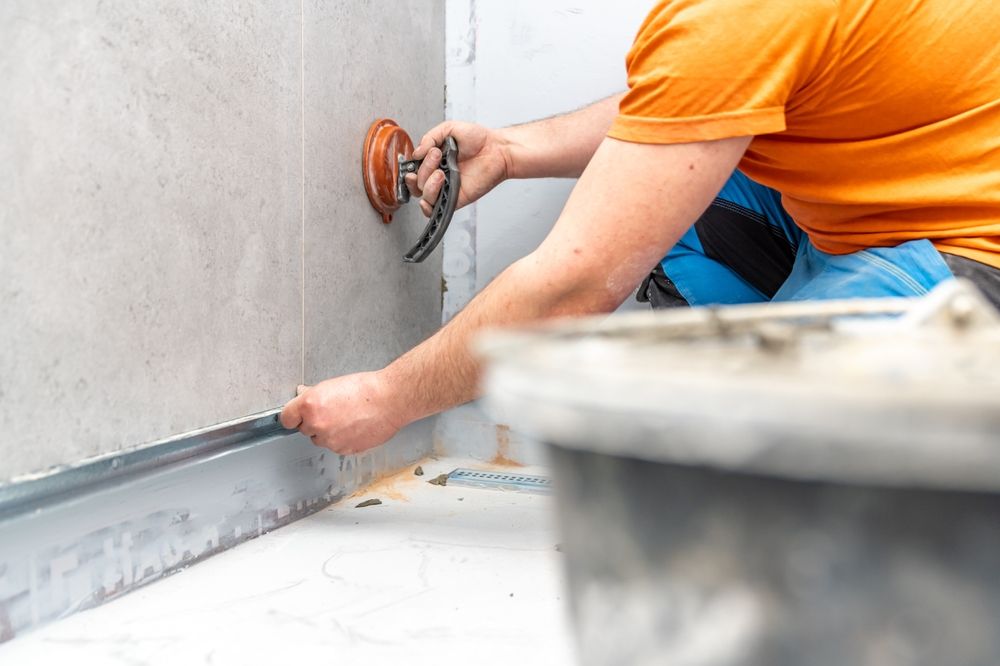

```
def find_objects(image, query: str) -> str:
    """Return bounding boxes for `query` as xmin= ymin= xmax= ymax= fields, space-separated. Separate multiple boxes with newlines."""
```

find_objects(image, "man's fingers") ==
xmin=412 ymin=122 xmax=454 ymax=160
xmin=415 ymin=147 xmax=442 ymax=191
xmin=280 ymin=385 xmax=314 ymax=430
xmin=404 ymin=172 xmax=420 ymax=198
xmin=279 ymin=395 xmax=303 ymax=430
xmin=309 ymin=434 xmax=351 ymax=455
xmin=420 ymin=171 xmax=445 ymax=212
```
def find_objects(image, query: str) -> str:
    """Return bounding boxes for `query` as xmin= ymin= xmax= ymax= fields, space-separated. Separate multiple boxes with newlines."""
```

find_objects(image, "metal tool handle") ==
xmin=397 ymin=136 xmax=461 ymax=264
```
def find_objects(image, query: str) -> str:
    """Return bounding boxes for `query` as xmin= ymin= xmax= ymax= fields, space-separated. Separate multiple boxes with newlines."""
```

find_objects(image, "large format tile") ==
xmin=303 ymin=1 xmax=445 ymax=381
xmin=0 ymin=1 xmax=303 ymax=480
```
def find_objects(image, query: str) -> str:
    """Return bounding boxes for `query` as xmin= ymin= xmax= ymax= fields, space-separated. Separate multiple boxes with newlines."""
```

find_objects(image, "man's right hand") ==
xmin=279 ymin=371 xmax=406 ymax=456
xmin=405 ymin=121 xmax=512 ymax=217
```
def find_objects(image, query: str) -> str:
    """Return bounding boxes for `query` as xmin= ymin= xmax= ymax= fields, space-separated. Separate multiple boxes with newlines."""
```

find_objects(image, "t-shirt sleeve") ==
xmin=609 ymin=0 xmax=838 ymax=144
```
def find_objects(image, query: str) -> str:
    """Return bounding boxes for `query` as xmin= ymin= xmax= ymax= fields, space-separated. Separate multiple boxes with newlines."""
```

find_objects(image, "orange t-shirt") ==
xmin=608 ymin=0 xmax=1000 ymax=269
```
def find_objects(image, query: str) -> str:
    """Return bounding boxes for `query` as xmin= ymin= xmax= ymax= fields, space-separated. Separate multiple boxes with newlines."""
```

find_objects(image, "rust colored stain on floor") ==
xmin=348 ymin=464 xmax=426 ymax=503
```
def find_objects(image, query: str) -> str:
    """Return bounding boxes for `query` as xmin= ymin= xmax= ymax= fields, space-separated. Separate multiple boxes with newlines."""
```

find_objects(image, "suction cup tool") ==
xmin=361 ymin=118 xmax=461 ymax=264
xmin=362 ymin=119 xmax=413 ymax=224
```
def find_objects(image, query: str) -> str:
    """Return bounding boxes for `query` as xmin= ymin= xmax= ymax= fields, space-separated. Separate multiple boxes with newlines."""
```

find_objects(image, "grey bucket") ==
xmin=480 ymin=281 xmax=1000 ymax=666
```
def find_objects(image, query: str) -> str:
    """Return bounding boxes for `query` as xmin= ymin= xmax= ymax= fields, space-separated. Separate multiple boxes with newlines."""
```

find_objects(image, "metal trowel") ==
xmin=361 ymin=118 xmax=460 ymax=263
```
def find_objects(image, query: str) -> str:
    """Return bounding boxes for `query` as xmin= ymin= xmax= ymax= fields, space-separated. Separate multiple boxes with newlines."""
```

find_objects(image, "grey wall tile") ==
xmin=0 ymin=2 xmax=303 ymax=480
xmin=303 ymin=1 xmax=445 ymax=382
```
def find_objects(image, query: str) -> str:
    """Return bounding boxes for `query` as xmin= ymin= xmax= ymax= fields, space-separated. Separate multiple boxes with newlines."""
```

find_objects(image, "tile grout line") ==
xmin=299 ymin=0 xmax=306 ymax=384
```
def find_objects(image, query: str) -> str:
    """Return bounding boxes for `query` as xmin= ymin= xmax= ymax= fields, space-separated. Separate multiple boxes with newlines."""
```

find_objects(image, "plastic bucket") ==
xmin=481 ymin=281 xmax=1000 ymax=666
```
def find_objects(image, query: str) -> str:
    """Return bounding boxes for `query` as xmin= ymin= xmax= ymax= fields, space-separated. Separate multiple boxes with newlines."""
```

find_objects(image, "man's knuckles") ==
xmin=278 ymin=409 xmax=299 ymax=429
xmin=298 ymin=391 xmax=327 ymax=415
xmin=416 ymin=155 xmax=442 ymax=190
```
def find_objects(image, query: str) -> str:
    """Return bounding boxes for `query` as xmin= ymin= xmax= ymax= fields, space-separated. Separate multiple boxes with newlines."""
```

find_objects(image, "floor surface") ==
xmin=0 ymin=458 xmax=575 ymax=665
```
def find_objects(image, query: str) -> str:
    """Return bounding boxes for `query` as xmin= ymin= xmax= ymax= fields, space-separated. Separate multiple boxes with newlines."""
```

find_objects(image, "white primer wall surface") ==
xmin=437 ymin=0 xmax=657 ymax=461
xmin=464 ymin=0 xmax=657 ymax=289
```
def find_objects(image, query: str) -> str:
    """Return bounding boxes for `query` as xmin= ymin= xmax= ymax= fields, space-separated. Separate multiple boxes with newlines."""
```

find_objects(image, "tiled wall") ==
xmin=0 ymin=1 xmax=445 ymax=482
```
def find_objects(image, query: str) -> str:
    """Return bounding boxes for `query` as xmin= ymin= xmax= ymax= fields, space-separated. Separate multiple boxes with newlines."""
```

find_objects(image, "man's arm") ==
xmin=407 ymin=94 xmax=624 ymax=216
xmin=499 ymin=93 xmax=624 ymax=179
xmin=281 ymin=134 xmax=751 ymax=453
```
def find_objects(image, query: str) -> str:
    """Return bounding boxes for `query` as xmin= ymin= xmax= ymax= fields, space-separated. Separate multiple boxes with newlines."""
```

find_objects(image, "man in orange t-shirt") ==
xmin=283 ymin=0 xmax=1000 ymax=453
xmin=611 ymin=0 xmax=1000 ymax=308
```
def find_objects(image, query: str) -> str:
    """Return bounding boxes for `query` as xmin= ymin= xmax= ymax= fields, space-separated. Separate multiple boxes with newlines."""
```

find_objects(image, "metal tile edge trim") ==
xmin=0 ymin=417 xmax=434 ymax=644
xmin=0 ymin=409 xmax=287 ymax=519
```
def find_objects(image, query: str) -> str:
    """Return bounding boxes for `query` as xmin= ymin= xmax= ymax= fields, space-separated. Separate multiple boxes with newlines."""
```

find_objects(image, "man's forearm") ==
xmin=377 ymin=253 xmax=609 ymax=425
xmin=376 ymin=134 xmax=750 ymax=433
xmin=285 ymin=136 xmax=749 ymax=453
xmin=500 ymin=93 xmax=624 ymax=180
xmin=380 ymin=96 xmax=626 ymax=421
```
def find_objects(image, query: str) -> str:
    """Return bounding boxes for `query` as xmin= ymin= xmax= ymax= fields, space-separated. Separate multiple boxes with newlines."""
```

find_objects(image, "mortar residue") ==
xmin=347 ymin=464 xmax=421 ymax=503
xmin=489 ymin=425 xmax=522 ymax=468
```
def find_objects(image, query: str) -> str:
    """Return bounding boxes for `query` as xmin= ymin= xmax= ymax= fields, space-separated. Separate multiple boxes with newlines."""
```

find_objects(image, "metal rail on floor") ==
xmin=0 ymin=411 xmax=432 ymax=643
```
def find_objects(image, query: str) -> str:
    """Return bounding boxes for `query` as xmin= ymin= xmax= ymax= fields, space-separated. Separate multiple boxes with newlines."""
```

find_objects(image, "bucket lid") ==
xmin=480 ymin=281 xmax=1000 ymax=492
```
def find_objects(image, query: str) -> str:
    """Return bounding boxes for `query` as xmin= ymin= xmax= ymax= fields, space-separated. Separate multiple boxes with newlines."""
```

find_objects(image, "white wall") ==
xmin=456 ymin=0 xmax=656 ymax=294
xmin=437 ymin=0 xmax=657 ymax=462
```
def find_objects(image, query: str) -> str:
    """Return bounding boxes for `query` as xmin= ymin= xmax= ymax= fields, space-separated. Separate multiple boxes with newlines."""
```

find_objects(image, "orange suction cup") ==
xmin=362 ymin=118 xmax=414 ymax=224
xmin=361 ymin=117 xmax=462 ymax=263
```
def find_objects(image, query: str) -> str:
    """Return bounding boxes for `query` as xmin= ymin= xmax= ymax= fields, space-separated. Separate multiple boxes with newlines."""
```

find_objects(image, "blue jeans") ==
xmin=647 ymin=171 xmax=956 ymax=307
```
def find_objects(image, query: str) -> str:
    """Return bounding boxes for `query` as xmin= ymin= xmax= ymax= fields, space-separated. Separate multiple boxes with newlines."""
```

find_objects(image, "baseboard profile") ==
xmin=0 ymin=411 xmax=432 ymax=643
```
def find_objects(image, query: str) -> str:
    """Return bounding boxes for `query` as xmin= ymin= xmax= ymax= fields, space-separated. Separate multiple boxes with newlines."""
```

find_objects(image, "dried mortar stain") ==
xmin=348 ymin=464 xmax=422 ymax=503
xmin=489 ymin=424 xmax=523 ymax=468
